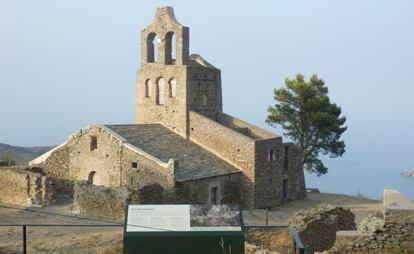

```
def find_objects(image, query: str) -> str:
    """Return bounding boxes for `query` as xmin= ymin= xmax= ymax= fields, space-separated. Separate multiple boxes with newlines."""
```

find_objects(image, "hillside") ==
xmin=0 ymin=143 xmax=54 ymax=164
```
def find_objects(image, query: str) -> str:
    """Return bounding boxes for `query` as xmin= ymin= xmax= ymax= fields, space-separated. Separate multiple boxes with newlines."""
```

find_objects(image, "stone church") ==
xmin=30 ymin=6 xmax=306 ymax=209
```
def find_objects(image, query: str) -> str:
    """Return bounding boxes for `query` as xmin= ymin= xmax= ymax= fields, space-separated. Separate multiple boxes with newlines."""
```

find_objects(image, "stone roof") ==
xmin=105 ymin=124 xmax=241 ymax=182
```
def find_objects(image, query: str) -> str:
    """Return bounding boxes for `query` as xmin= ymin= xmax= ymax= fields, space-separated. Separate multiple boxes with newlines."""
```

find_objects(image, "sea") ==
xmin=305 ymin=151 xmax=414 ymax=202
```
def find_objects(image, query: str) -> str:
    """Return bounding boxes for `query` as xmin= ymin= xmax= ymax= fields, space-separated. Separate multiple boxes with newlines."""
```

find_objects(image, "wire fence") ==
xmin=0 ymin=204 xmax=308 ymax=254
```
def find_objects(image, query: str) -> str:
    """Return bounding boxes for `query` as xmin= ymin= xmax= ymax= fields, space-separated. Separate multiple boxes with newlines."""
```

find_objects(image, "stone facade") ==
xmin=133 ymin=6 xmax=305 ymax=208
xmin=29 ymin=6 xmax=306 ymax=211
xmin=32 ymin=125 xmax=176 ymax=200
xmin=175 ymin=173 xmax=241 ymax=205
xmin=0 ymin=166 xmax=54 ymax=207
xmin=331 ymin=189 xmax=414 ymax=253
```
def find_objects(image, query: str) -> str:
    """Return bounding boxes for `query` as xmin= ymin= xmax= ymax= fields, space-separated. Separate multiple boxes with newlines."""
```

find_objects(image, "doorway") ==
xmin=87 ymin=171 xmax=96 ymax=184
xmin=282 ymin=179 xmax=289 ymax=199
xmin=210 ymin=186 xmax=218 ymax=205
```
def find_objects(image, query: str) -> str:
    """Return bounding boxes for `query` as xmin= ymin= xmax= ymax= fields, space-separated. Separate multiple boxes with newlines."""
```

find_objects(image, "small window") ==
xmin=202 ymin=94 xmax=207 ymax=106
xmin=284 ymin=146 xmax=289 ymax=170
xmin=169 ymin=78 xmax=176 ymax=97
xmin=268 ymin=149 xmax=275 ymax=161
xmin=90 ymin=136 xmax=97 ymax=151
xmin=282 ymin=179 xmax=289 ymax=199
xmin=132 ymin=162 xmax=138 ymax=169
xmin=145 ymin=79 xmax=152 ymax=97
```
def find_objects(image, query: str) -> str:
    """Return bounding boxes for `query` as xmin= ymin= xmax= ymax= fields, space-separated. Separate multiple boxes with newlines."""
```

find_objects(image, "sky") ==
xmin=1 ymin=0 xmax=413 ymax=164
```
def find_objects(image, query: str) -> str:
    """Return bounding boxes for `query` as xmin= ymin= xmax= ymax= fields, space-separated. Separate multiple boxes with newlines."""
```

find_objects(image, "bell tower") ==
xmin=135 ymin=6 xmax=190 ymax=137
xmin=135 ymin=6 xmax=223 ymax=137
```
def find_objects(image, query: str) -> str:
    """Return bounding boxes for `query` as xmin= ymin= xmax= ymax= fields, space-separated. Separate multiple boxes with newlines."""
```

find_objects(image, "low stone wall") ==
xmin=0 ymin=166 xmax=54 ymax=207
xmin=73 ymin=181 xmax=139 ymax=220
xmin=74 ymin=181 xmax=166 ymax=220
xmin=245 ymin=227 xmax=293 ymax=253
xmin=331 ymin=189 xmax=414 ymax=253
xmin=289 ymin=204 xmax=356 ymax=253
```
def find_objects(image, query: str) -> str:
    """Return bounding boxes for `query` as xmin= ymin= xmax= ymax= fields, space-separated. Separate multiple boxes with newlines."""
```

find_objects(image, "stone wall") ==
xmin=73 ymin=181 xmax=139 ymax=220
xmin=218 ymin=113 xmax=275 ymax=140
xmin=254 ymin=141 xmax=306 ymax=208
xmin=0 ymin=166 xmax=54 ymax=207
xmin=135 ymin=64 xmax=189 ymax=138
xmin=245 ymin=227 xmax=293 ymax=253
xmin=331 ymin=189 xmax=414 ymax=253
xmin=188 ymin=111 xmax=256 ymax=208
xmin=289 ymin=204 xmax=356 ymax=253
xmin=35 ymin=145 xmax=72 ymax=195
xmin=188 ymin=64 xmax=222 ymax=118
xmin=33 ymin=125 xmax=176 ymax=201
xmin=135 ymin=7 xmax=190 ymax=138
xmin=175 ymin=173 xmax=241 ymax=205
xmin=68 ymin=125 xmax=124 ymax=187
xmin=189 ymin=111 xmax=306 ymax=209
xmin=120 ymin=145 xmax=175 ymax=201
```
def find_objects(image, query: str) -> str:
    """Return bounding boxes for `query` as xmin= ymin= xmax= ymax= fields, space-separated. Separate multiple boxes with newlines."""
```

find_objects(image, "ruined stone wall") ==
xmin=36 ymin=145 xmax=72 ymax=195
xmin=175 ymin=173 xmax=241 ymax=205
xmin=188 ymin=111 xmax=255 ymax=208
xmin=74 ymin=181 xmax=167 ymax=220
xmin=73 ymin=181 xmax=139 ymax=220
xmin=0 ymin=166 xmax=54 ymax=207
xmin=245 ymin=228 xmax=293 ymax=254
xmin=289 ymin=205 xmax=356 ymax=253
xmin=332 ymin=190 xmax=414 ymax=253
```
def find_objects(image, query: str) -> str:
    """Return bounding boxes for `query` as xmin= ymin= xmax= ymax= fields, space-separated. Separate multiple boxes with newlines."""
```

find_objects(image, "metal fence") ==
xmin=0 ymin=205 xmax=308 ymax=254
xmin=1 ymin=223 xmax=123 ymax=254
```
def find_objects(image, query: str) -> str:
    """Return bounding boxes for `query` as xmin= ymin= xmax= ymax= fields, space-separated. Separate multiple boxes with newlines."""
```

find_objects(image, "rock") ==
xmin=402 ymin=169 xmax=414 ymax=177
xmin=288 ymin=204 xmax=356 ymax=253
xmin=245 ymin=242 xmax=281 ymax=254
xmin=357 ymin=213 xmax=385 ymax=234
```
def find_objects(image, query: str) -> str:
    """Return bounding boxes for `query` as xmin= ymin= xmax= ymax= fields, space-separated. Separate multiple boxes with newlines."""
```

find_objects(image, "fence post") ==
xmin=22 ymin=225 xmax=27 ymax=254
xmin=265 ymin=208 xmax=269 ymax=226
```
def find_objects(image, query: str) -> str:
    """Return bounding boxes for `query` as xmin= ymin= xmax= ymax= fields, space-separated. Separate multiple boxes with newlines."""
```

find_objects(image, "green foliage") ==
xmin=266 ymin=74 xmax=347 ymax=175
xmin=0 ymin=154 xmax=16 ymax=167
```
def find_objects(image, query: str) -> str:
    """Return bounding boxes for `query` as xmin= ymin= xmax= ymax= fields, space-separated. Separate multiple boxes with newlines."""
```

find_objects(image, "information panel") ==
xmin=126 ymin=205 xmax=191 ymax=232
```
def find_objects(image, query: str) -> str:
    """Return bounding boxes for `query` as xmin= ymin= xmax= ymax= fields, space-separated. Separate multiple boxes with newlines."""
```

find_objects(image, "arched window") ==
xmin=87 ymin=171 xmax=96 ymax=185
xmin=145 ymin=79 xmax=152 ymax=97
xmin=156 ymin=78 xmax=165 ymax=105
xmin=169 ymin=78 xmax=176 ymax=98
xmin=165 ymin=32 xmax=176 ymax=64
xmin=147 ymin=33 xmax=159 ymax=63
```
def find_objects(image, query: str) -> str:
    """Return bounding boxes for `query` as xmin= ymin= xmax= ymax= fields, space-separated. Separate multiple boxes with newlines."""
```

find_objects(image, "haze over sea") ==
xmin=1 ymin=1 xmax=413 ymax=201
